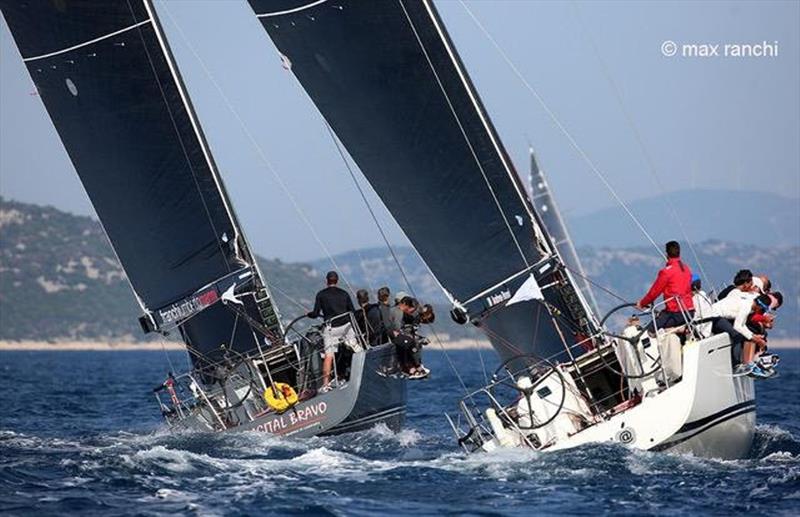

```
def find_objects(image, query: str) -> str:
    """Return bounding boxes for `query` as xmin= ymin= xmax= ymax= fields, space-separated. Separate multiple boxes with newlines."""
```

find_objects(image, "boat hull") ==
xmin=481 ymin=333 xmax=756 ymax=459
xmin=549 ymin=333 xmax=756 ymax=459
xmin=177 ymin=344 xmax=407 ymax=438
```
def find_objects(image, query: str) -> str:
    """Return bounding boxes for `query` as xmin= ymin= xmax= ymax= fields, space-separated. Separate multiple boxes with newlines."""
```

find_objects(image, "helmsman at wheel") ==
xmin=307 ymin=271 xmax=358 ymax=391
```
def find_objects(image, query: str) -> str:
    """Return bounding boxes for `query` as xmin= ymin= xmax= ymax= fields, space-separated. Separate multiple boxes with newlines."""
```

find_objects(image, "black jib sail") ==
xmin=1 ymin=1 xmax=281 ymax=364
xmin=247 ymin=0 xmax=597 ymax=360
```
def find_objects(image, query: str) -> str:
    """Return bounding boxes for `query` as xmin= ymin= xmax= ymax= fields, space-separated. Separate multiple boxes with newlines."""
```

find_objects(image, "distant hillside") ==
xmin=1 ymin=197 xmax=797 ymax=341
xmin=568 ymin=189 xmax=800 ymax=248
xmin=318 ymin=243 xmax=799 ymax=339
xmin=0 ymin=197 xmax=321 ymax=340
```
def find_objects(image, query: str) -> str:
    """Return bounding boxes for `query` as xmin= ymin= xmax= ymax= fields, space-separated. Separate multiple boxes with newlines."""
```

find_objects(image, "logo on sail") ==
xmin=158 ymin=288 xmax=219 ymax=324
xmin=486 ymin=289 xmax=511 ymax=308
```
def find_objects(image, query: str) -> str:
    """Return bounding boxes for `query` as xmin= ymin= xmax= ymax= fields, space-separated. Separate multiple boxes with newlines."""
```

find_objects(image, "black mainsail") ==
xmin=1 ymin=1 xmax=281 ymax=364
xmin=247 ymin=0 xmax=597 ymax=360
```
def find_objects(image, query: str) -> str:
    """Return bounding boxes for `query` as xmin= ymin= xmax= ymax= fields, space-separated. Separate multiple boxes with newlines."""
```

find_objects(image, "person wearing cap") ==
xmin=307 ymin=271 xmax=357 ymax=391
xmin=636 ymin=241 xmax=694 ymax=331
xmin=394 ymin=290 xmax=409 ymax=305
xmin=690 ymin=273 xmax=714 ymax=338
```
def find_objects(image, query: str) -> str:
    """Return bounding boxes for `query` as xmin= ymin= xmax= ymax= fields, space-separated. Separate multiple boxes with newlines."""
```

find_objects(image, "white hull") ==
xmin=482 ymin=334 xmax=756 ymax=459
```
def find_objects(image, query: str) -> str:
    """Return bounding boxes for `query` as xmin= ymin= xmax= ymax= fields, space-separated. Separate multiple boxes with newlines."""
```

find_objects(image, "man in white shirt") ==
xmin=691 ymin=274 xmax=714 ymax=338
xmin=710 ymin=292 xmax=770 ymax=373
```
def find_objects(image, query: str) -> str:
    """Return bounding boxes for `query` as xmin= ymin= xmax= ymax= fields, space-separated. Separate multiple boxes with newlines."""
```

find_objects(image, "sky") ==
xmin=1 ymin=0 xmax=798 ymax=262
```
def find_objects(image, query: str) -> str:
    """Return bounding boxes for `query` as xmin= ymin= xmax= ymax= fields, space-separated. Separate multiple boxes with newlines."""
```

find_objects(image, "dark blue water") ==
xmin=1 ymin=349 xmax=798 ymax=516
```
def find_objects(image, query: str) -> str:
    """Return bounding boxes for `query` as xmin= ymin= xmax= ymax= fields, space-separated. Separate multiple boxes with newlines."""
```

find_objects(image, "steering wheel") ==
xmin=490 ymin=354 xmax=567 ymax=430
xmin=595 ymin=302 xmax=663 ymax=380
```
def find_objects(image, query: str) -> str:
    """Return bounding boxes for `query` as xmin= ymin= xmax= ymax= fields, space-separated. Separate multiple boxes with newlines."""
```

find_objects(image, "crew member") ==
xmin=377 ymin=286 xmax=392 ymax=334
xmin=636 ymin=241 xmax=694 ymax=330
xmin=307 ymin=271 xmax=357 ymax=391
xmin=387 ymin=296 xmax=429 ymax=378
xmin=355 ymin=289 xmax=384 ymax=346
xmin=691 ymin=274 xmax=714 ymax=338
xmin=717 ymin=269 xmax=754 ymax=300
xmin=710 ymin=292 xmax=770 ymax=376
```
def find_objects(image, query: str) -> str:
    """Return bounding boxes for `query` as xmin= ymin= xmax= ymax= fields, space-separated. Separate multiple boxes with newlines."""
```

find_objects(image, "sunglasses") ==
xmin=756 ymin=299 xmax=771 ymax=312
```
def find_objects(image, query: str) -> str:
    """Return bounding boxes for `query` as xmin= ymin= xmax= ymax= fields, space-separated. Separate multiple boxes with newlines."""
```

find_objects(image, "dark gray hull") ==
xmin=223 ymin=344 xmax=406 ymax=438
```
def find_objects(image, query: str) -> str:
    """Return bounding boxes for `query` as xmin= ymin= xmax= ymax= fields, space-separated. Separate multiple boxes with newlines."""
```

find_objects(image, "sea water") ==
xmin=1 ymin=349 xmax=798 ymax=516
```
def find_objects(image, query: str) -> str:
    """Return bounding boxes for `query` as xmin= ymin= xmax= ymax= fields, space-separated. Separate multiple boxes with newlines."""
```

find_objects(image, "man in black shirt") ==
xmin=355 ymin=289 xmax=385 ymax=346
xmin=307 ymin=271 xmax=358 ymax=390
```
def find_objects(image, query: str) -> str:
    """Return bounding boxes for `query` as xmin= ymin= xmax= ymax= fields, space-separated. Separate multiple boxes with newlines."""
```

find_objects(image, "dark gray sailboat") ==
xmin=246 ymin=0 xmax=758 ymax=458
xmin=0 ymin=0 xmax=406 ymax=437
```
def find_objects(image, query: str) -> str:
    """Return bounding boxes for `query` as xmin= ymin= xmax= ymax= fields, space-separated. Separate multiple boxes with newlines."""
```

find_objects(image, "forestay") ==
xmin=0 ymin=1 xmax=281 ymax=363
xmin=248 ymin=0 xmax=597 ymax=360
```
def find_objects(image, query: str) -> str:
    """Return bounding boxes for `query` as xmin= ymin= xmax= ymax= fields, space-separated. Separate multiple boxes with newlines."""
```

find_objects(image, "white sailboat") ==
xmin=243 ymin=0 xmax=764 ymax=459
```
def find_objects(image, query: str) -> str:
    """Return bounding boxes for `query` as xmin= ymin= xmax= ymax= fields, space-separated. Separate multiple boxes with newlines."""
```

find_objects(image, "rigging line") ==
xmin=158 ymin=335 xmax=178 ymax=374
xmin=421 ymin=0 xmax=550 ymax=256
xmin=568 ymin=1 xmax=713 ymax=290
xmin=133 ymin=1 xmax=231 ymax=274
xmin=323 ymin=120 xmax=473 ymax=394
xmin=561 ymin=263 xmax=629 ymax=304
xmin=322 ymin=120 xmax=473 ymax=394
xmin=159 ymin=3 xmax=356 ymax=297
xmin=458 ymin=0 xmax=665 ymax=261
xmin=474 ymin=338 xmax=489 ymax=384
xmin=228 ymin=311 xmax=240 ymax=349
xmin=317 ymin=122 xmax=376 ymax=294
xmin=398 ymin=0 xmax=532 ymax=271
xmin=479 ymin=325 xmax=527 ymax=357
xmin=353 ymin=247 xmax=375 ymax=293
xmin=321 ymin=121 xmax=417 ymax=296
xmin=266 ymin=281 xmax=311 ymax=312
xmin=142 ymin=0 xmax=239 ymax=272
xmin=323 ymin=119 xmax=472 ymax=393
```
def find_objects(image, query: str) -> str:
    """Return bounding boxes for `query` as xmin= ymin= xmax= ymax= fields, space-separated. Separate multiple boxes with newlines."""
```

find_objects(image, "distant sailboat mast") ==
xmin=527 ymin=148 xmax=600 ymax=314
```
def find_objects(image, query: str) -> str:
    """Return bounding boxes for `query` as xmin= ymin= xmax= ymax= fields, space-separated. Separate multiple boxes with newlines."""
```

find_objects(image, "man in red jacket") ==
xmin=636 ymin=241 xmax=695 ymax=331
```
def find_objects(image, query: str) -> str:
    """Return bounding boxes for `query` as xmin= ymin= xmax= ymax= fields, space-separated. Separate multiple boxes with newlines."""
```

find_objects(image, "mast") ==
xmin=528 ymin=148 xmax=599 ymax=314
xmin=0 ymin=1 xmax=281 ymax=366
xmin=142 ymin=0 xmax=283 ymax=337
xmin=247 ymin=0 xmax=599 ymax=361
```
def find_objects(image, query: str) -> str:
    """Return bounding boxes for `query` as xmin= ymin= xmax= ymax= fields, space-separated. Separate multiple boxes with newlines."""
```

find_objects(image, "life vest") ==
xmin=263 ymin=383 xmax=298 ymax=412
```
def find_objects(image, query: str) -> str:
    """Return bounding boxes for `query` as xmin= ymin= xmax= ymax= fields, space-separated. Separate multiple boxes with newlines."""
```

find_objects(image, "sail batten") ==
xmin=22 ymin=19 xmax=153 ymax=62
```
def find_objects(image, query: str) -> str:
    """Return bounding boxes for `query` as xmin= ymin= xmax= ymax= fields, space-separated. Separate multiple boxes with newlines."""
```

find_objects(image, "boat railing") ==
xmin=646 ymin=295 xmax=699 ymax=337
xmin=154 ymin=310 xmax=389 ymax=427
xmin=153 ymin=371 xmax=228 ymax=430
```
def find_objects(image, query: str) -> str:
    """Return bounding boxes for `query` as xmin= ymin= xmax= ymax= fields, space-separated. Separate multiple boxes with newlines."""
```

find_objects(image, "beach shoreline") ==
xmin=1 ymin=338 xmax=797 ymax=351
xmin=0 ymin=338 xmax=495 ymax=351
